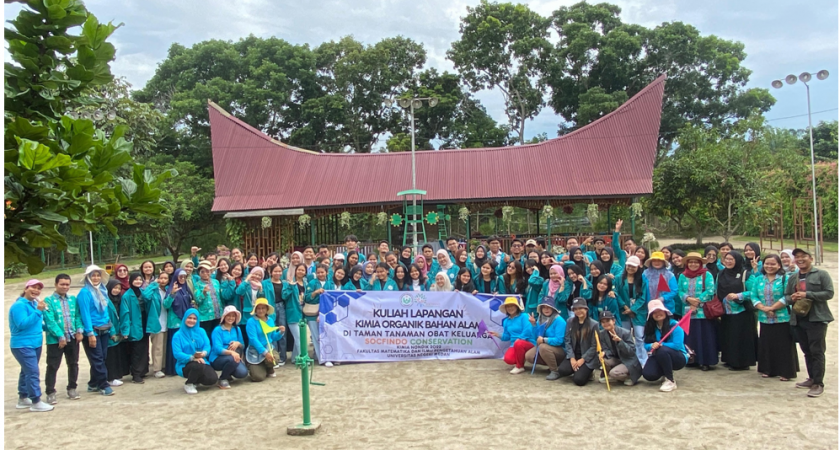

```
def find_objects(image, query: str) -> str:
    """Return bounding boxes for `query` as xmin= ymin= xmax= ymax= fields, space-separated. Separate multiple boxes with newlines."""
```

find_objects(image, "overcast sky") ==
xmin=5 ymin=0 xmax=838 ymax=141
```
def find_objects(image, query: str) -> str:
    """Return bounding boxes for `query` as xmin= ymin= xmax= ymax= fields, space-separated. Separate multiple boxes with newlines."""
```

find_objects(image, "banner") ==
xmin=316 ymin=291 xmax=521 ymax=363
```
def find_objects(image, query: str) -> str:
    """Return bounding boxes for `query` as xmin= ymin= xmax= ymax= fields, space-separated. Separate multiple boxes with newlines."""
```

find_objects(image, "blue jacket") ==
xmin=246 ymin=316 xmax=284 ymax=356
xmin=171 ymin=308 xmax=211 ymax=377
xmin=643 ymin=269 xmax=679 ymax=314
xmin=532 ymin=315 xmax=566 ymax=347
xmin=77 ymin=284 xmax=112 ymax=336
xmin=538 ymin=280 xmax=571 ymax=318
xmin=500 ymin=313 xmax=536 ymax=348
xmin=9 ymin=297 xmax=44 ymax=349
xmin=644 ymin=318 xmax=688 ymax=362
xmin=342 ymin=279 xmax=369 ymax=291
xmin=209 ymin=324 xmax=244 ymax=363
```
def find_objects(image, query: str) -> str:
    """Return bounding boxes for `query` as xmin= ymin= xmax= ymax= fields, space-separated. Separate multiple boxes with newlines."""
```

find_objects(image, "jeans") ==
xmin=82 ymin=331 xmax=110 ymax=390
xmin=45 ymin=340 xmax=79 ymax=394
xmin=211 ymin=355 xmax=248 ymax=381
xmin=633 ymin=325 xmax=648 ymax=367
xmin=274 ymin=305 xmax=288 ymax=363
xmin=307 ymin=320 xmax=321 ymax=362
xmin=288 ymin=322 xmax=301 ymax=361
xmin=794 ymin=320 xmax=828 ymax=386
xmin=12 ymin=347 xmax=42 ymax=403
xmin=642 ymin=346 xmax=686 ymax=382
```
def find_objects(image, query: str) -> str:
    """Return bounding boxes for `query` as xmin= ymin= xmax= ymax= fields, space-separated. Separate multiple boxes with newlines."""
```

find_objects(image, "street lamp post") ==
xmin=771 ymin=70 xmax=829 ymax=264
xmin=384 ymin=96 xmax=439 ymax=255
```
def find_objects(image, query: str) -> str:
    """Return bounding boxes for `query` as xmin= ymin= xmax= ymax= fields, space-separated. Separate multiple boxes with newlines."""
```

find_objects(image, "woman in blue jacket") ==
xmin=489 ymin=297 xmax=536 ymax=374
xmin=171 ymin=308 xmax=217 ymax=394
xmin=10 ymin=279 xmax=53 ymax=412
xmin=210 ymin=306 xmax=248 ymax=389
xmin=524 ymin=297 xmax=567 ymax=380
xmin=642 ymin=299 xmax=688 ymax=392
xmin=77 ymin=265 xmax=115 ymax=396
xmin=245 ymin=299 xmax=285 ymax=382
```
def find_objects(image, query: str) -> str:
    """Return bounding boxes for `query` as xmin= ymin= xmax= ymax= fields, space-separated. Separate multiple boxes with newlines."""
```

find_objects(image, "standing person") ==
xmin=343 ymin=234 xmax=365 ymax=260
xmin=43 ymin=274 xmax=84 ymax=403
xmin=509 ymin=239 xmax=526 ymax=266
xmin=524 ymin=260 xmax=543 ymax=316
xmin=589 ymin=275 xmax=621 ymax=327
xmin=245 ymin=299 xmax=284 ymax=382
xmin=368 ymin=263 xmax=398 ymax=291
xmin=142 ymin=271 xmax=171 ymax=379
xmin=538 ymin=265 xmax=570 ymax=317
xmin=780 ymin=249 xmax=798 ymax=274
xmin=660 ymin=246 xmax=673 ymax=266
xmin=160 ymin=261 xmax=176 ymax=286
xmin=642 ymin=252 xmax=678 ymax=314
xmin=282 ymin=263 xmax=307 ymax=361
xmin=717 ymin=243 xmax=734 ymax=272
xmin=670 ymin=250 xmax=686 ymax=280
xmin=113 ymin=264 xmax=130 ymax=294
xmin=565 ymin=265 xmax=592 ymax=316
xmin=704 ymin=245 xmax=720 ymax=279
xmin=642 ymin=300 xmax=688 ymax=392
xmin=171 ymin=309 xmax=217 ymax=394
xmin=556 ymin=298 xmax=599 ymax=386
xmin=193 ymin=261 xmax=223 ymax=338
xmin=487 ymin=237 xmax=507 ymax=274
xmin=104 ymin=280 xmax=129 ymax=387
xmin=563 ymin=247 xmax=589 ymax=277
xmin=118 ymin=273 xmax=149 ymax=384
xmin=230 ymin=248 xmax=244 ymax=265
xmin=743 ymin=242 xmax=763 ymax=280
xmin=345 ymin=251 xmax=362 ymax=274
xmin=785 ymin=248 xmax=835 ymax=397
xmin=524 ymin=297 xmax=567 ymax=380
xmin=77 ymin=266 xmax=115 ymax=396
xmin=10 ymin=280 xmax=54 ymax=411
xmin=283 ymin=251 xmax=304 ymax=282
xmin=344 ymin=265 xmax=368 ymax=291
xmin=306 ymin=265 xmax=335 ymax=364
xmin=421 ymin=244 xmax=437 ymax=275
xmin=678 ymin=252 xmax=717 ymax=371
xmin=751 ymin=255 xmax=798 ymax=382
xmin=718 ymin=252 xmax=756 ymax=371
xmin=598 ymin=248 xmax=623 ymax=279
xmin=634 ymin=246 xmax=650 ymax=268
xmin=524 ymin=239 xmax=539 ymax=261
xmin=597 ymin=311 xmax=642 ymax=386
xmin=489 ymin=297 xmax=536 ymax=374
xmin=393 ymin=265 xmax=409 ymax=291
xmin=139 ymin=260 xmax=156 ymax=289
xmin=376 ymin=240 xmax=390 ymax=263
xmin=163 ymin=270 xmax=191 ymax=376
xmin=399 ymin=246 xmax=414 ymax=270
xmin=470 ymin=245 xmax=489 ymax=280
xmin=435 ymin=250 xmax=459 ymax=284
xmin=210 ymin=306 xmax=249 ymax=389
xmin=615 ymin=256 xmax=649 ymax=365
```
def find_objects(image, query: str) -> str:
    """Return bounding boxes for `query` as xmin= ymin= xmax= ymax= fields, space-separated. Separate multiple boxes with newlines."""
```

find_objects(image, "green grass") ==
xmin=730 ymin=236 xmax=839 ymax=253
xmin=6 ymin=255 xmax=174 ymax=283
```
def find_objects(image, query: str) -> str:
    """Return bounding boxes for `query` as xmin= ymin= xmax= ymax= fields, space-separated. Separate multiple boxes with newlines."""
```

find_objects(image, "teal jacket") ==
xmin=193 ymin=278 xmax=223 ymax=322
xmin=612 ymin=231 xmax=626 ymax=267
xmin=532 ymin=315 xmax=566 ymax=347
xmin=305 ymin=278 xmax=336 ymax=322
xmin=486 ymin=251 xmax=508 ymax=276
xmin=500 ymin=313 xmax=536 ymax=347
xmin=107 ymin=300 xmax=122 ymax=348
xmin=525 ymin=271 xmax=544 ymax=315
xmin=171 ymin=308 xmax=211 ymax=377
xmin=42 ymin=293 xmax=83 ymax=345
xmin=220 ymin=279 xmax=250 ymax=320
xmin=342 ymin=279 xmax=370 ymax=291
xmin=615 ymin=275 xmax=649 ymax=327
xmin=119 ymin=289 xmax=145 ymax=341
xmin=234 ymin=281 xmax=265 ymax=321
xmin=142 ymin=282 xmax=167 ymax=334
xmin=748 ymin=273 xmax=791 ymax=324
xmin=677 ymin=272 xmax=715 ymax=319
xmin=588 ymin=292 xmax=622 ymax=327
xmin=281 ymin=281 xmax=305 ymax=324
xmin=538 ymin=280 xmax=571 ymax=318
xmin=474 ymin=276 xmax=501 ymax=294
xmin=366 ymin=278 xmax=398 ymax=292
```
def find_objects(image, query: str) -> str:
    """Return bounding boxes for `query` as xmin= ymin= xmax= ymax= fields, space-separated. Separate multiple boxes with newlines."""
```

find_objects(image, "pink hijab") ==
xmin=414 ymin=255 xmax=428 ymax=276
xmin=249 ymin=267 xmax=265 ymax=290
xmin=547 ymin=264 xmax=565 ymax=296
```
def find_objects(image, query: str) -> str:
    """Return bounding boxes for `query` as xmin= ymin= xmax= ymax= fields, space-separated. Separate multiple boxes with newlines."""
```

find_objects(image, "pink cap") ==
xmin=25 ymin=279 xmax=44 ymax=289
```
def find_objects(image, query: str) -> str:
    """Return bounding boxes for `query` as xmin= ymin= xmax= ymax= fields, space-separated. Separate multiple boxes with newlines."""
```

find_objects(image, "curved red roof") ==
xmin=210 ymin=74 xmax=666 ymax=213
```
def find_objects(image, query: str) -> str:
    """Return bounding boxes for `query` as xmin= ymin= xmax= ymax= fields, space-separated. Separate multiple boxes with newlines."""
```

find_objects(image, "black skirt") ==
xmin=720 ymin=311 xmax=757 ymax=368
xmin=758 ymin=322 xmax=799 ymax=379
xmin=105 ymin=341 xmax=129 ymax=380
xmin=164 ymin=328 xmax=178 ymax=376
xmin=686 ymin=318 xmax=719 ymax=366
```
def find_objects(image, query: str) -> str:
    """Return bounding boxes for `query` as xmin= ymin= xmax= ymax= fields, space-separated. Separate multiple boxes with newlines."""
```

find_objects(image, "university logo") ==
xmin=400 ymin=294 xmax=413 ymax=306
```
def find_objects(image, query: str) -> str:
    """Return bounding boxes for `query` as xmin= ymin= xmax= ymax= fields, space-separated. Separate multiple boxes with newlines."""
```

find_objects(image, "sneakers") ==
xmin=218 ymin=380 xmax=231 ymax=390
xmin=184 ymin=384 xmax=198 ymax=395
xmin=109 ymin=379 xmax=123 ymax=387
xmin=46 ymin=393 xmax=57 ymax=405
xmin=624 ymin=379 xmax=636 ymax=386
xmin=67 ymin=389 xmax=80 ymax=400
xmin=598 ymin=377 xmax=606 ymax=384
xmin=660 ymin=379 xmax=677 ymax=392
xmin=509 ymin=367 xmax=525 ymax=375
xmin=796 ymin=379 xmax=815 ymax=389
xmin=325 ymin=362 xmax=334 ymax=367
xmin=16 ymin=398 xmax=32 ymax=409
xmin=807 ymin=385 xmax=824 ymax=398
xmin=29 ymin=401 xmax=54 ymax=412
xmin=100 ymin=386 xmax=115 ymax=396
xmin=154 ymin=371 xmax=165 ymax=378
xmin=545 ymin=371 xmax=560 ymax=381
xmin=86 ymin=386 xmax=100 ymax=393
xmin=268 ymin=372 xmax=277 ymax=378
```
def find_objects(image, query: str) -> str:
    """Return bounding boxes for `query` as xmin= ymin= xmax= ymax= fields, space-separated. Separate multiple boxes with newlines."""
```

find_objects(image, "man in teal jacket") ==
xmin=43 ymin=274 xmax=84 ymax=403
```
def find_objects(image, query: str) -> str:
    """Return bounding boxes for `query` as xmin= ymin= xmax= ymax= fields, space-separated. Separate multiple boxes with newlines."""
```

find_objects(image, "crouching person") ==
xmin=245 ymin=298 xmax=285 ymax=382
xmin=171 ymin=308 xmax=218 ymax=395
xmin=642 ymin=300 xmax=688 ymax=392
xmin=209 ymin=306 xmax=248 ymax=389
xmin=525 ymin=297 xmax=567 ymax=380
xmin=597 ymin=311 xmax=642 ymax=386
xmin=556 ymin=298 xmax=599 ymax=386
xmin=490 ymin=297 xmax=536 ymax=374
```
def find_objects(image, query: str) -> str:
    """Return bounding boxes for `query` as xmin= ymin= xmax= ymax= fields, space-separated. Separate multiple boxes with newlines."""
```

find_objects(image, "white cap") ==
xmin=625 ymin=256 xmax=641 ymax=267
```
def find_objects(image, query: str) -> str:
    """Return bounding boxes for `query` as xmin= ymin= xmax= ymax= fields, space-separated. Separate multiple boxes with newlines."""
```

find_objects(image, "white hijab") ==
xmin=436 ymin=249 xmax=453 ymax=271
xmin=430 ymin=272 xmax=453 ymax=292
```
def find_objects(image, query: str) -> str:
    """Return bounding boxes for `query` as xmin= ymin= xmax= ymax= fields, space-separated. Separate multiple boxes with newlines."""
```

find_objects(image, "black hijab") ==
xmin=716 ymin=251 xmax=746 ymax=299
xmin=599 ymin=247 xmax=616 ymax=270
xmin=399 ymin=247 xmax=413 ymax=271
xmin=128 ymin=272 xmax=143 ymax=298
xmin=347 ymin=265 xmax=363 ymax=290
xmin=473 ymin=245 xmax=489 ymax=270
xmin=106 ymin=279 xmax=122 ymax=307
xmin=566 ymin=264 xmax=586 ymax=309
xmin=704 ymin=245 xmax=720 ymax=279
xmin=568 ymin=246 xmax=586 ymax=272
xmin=744 ymin=242 xmax=761 ymax=271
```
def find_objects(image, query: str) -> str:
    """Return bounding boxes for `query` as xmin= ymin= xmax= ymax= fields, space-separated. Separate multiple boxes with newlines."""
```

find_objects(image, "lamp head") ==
xmin=383 ymin=98 xmax=393 ymax=108
xmin=785 ymin=74 xmax=798 ymax=85
xmin=428 ymin=97 xmax=439 ymax=107
xmin=799 ymin=72 xmax=812 ymax=83
xmin=398 ymin=98 xmax=411 ymax=108
xmin=817 ymin=70 xmax=830 ymax=80
xmin=411 ymin=99 xmax=423 ymax=109
xmin=771 ymin=80 xmax=783 ymax=89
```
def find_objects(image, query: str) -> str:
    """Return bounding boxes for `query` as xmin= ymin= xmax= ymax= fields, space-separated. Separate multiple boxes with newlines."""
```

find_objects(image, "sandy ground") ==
xmin=4 ymin=252 xmax=838 ymax=449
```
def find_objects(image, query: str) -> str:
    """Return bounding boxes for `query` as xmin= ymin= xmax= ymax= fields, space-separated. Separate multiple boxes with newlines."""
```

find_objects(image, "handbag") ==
xmin=303 ymin=302 xmax=320 ymax=317
xmin=699 ymin=273 xmax=724 ymax=320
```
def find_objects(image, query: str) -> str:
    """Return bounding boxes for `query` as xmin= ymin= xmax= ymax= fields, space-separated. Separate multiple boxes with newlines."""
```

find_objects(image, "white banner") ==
xmin=316 ymin=290 xmax=519 ymax=363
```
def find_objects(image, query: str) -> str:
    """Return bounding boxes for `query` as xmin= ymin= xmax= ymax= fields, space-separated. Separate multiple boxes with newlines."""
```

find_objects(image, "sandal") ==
xmin=760 ymin=373 xmax=770 ymax=378
xmin=779 ymin=377 xmax=790 ymax=382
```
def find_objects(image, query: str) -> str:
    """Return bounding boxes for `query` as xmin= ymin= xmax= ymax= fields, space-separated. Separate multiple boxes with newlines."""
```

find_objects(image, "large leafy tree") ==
xmin=803 ymin=120 xmax=838 ymax=161
xmin=448 ymin=0 xmax=551 ymax=145
xmin=5 ymin=0 xmax=169 ymax=274
xmin=546 ymin=2 xmax=775 ymax=162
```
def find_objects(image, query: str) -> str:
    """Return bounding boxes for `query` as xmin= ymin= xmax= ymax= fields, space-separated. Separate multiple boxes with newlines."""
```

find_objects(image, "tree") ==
xmin=803 ymin=120 xmax=838 ymax=161
xmin=546 ymin=2 xmax=775 ymax=163
xmin=448 ymin=0 xmax=551 ymax=145
xmin=140 ymin=156 xmax=216 ymax=263
xmin=4 ymin=0 xmax=169 ymax=274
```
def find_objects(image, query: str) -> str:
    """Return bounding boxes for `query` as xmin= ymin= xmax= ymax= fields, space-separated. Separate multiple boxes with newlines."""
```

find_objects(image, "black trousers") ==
xmin=642 ymin=346 xmax=686 ymax=382
xmin=45 ymin=340 xmax=80 ymax=394
xmin=200 ymin=319 xmax=220 ymax=340
xmin=126 ymin=336 xmax=150 ymax=380
xmin=182 ymin=361 xmax=218 ymax=386
xmin=556 ymin=358 xmax=595 ymax=386
xmin=794 ymin=320 xmax=828 ymax=386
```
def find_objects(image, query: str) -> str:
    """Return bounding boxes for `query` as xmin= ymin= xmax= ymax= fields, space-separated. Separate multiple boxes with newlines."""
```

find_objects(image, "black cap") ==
xmin=599 ymin=310 xmax=615 ymax=321
xmin=792 ymin=248 xmax=812 ymax=257
xmin=593 ymin=237 xmax=605 ymax=244
xmin=571 ymin=297 xmax=588 ymax=310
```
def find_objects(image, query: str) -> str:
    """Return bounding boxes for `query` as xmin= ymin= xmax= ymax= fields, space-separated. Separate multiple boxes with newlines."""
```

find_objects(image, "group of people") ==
xmin=9 ymin=224 xmax=834 ymax=411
